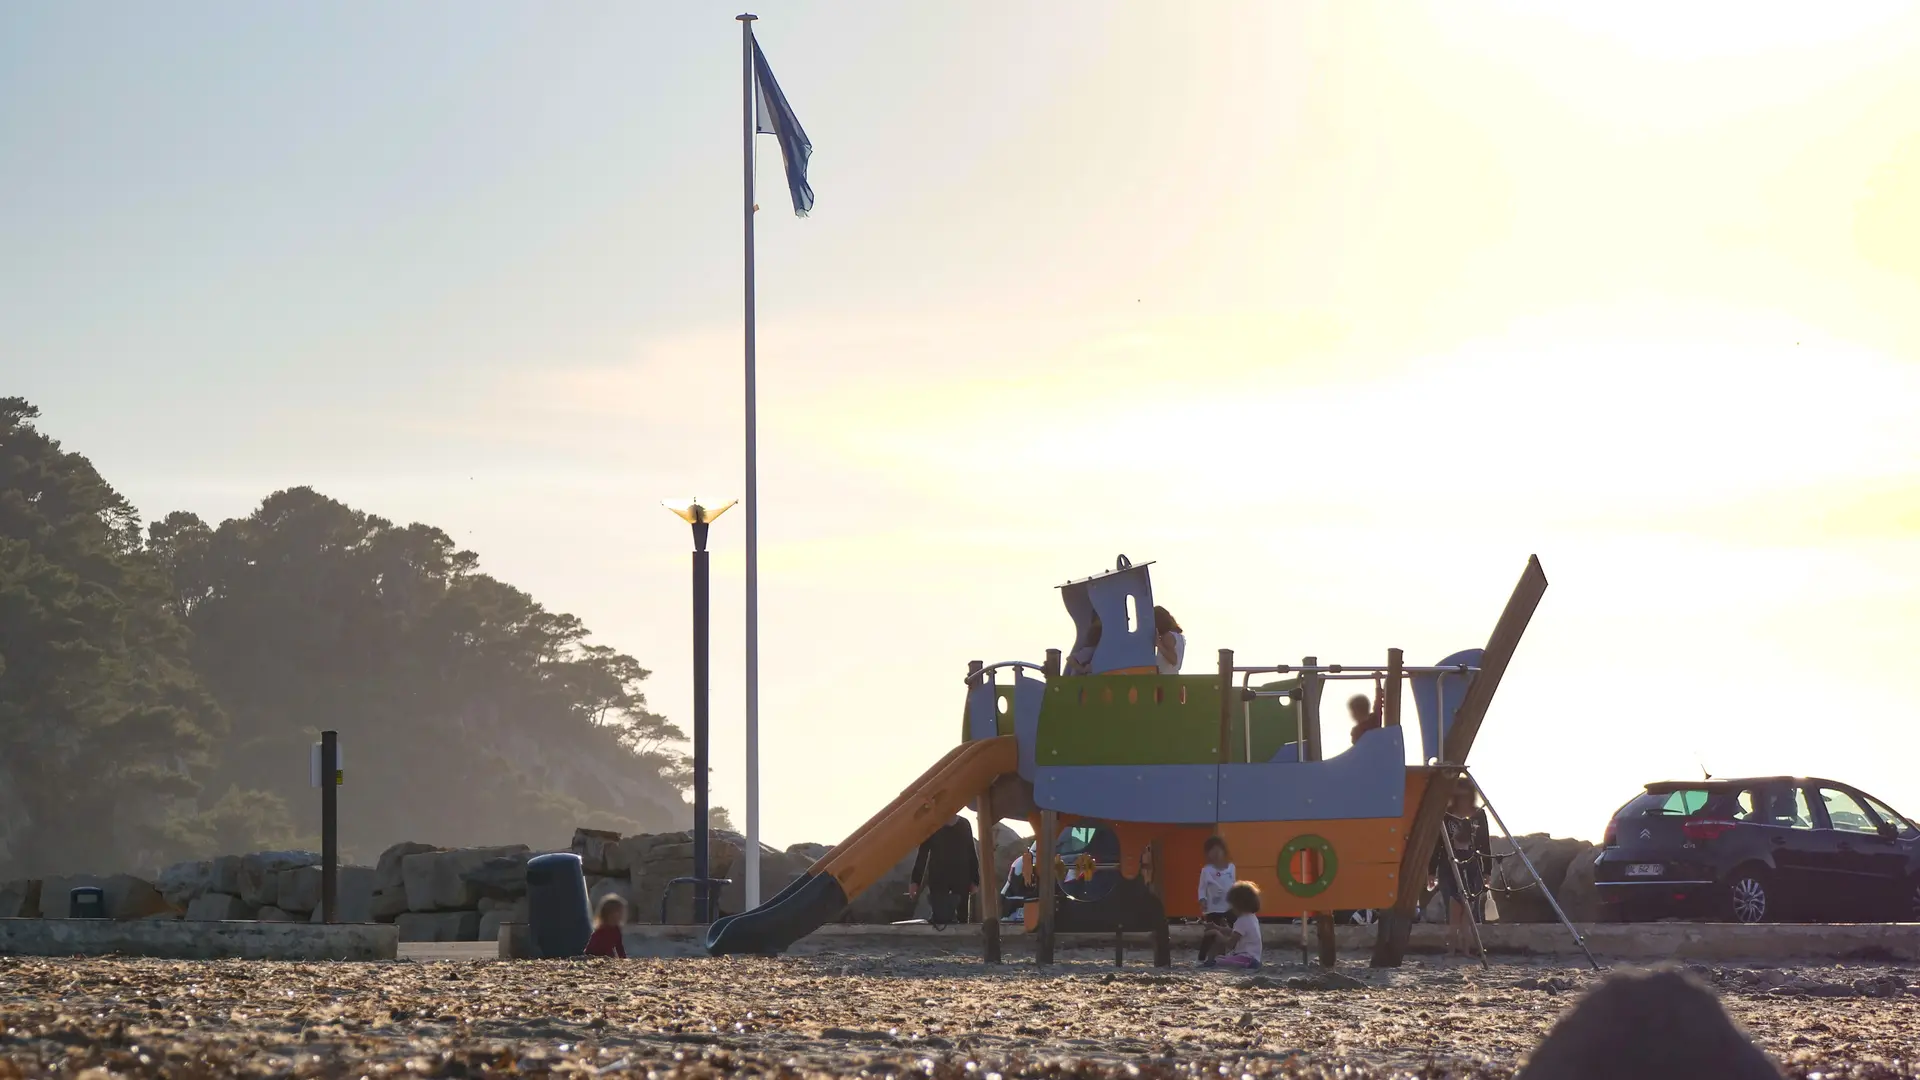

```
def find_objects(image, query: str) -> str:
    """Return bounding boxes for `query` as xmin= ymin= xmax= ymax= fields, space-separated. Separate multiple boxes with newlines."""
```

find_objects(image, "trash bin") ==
xmin=524 ymin=852 xmax=592 ymax=958
xmin=69 ymin=887 xmax=107 ymax=919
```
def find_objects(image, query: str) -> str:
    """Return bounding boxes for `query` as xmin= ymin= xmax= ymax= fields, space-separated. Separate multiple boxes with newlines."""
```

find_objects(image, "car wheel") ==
xmin=1722 ymin=867 xmax=1772 ymax=924
xmin=1907 ymin=875 xmax=1920 ymax=923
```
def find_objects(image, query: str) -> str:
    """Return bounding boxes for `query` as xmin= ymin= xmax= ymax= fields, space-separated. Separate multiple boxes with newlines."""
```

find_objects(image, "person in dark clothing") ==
xmin=910 ymin=815 xmax=981 ymax=927
xmin=1001 ymin=843 xmax=1039 ymax=917
xmin=1349 ymin=693 xmax=1382 ymax=745
xmin=1428 ymin=781 xmax=1493 ymax=956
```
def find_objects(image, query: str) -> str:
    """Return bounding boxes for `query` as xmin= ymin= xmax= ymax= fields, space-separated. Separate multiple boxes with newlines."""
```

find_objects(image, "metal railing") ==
xmin=660 ymin=876 xmax=734 ymax=924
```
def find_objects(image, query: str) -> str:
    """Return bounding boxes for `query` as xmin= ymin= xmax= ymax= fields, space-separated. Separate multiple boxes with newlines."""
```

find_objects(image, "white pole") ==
xmin=736 ymin=11 xmax=762 ymax=910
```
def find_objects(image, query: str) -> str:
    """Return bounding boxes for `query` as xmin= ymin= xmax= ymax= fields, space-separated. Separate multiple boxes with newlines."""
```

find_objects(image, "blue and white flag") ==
xmin=752 ymin=38 xmax=813 ymax=217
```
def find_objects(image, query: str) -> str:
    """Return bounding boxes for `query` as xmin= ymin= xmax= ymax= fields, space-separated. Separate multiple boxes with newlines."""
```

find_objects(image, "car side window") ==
xmin=1755 ymin=785 xmax=1811 ymax=829
xmin=1861 ymin=795 xmax=1919 ymax=840
xmin=1817 ymin=788 xmax=1880 ymax=835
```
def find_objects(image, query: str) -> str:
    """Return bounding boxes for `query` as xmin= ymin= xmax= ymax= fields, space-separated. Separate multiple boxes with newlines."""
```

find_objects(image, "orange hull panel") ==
xmin=1027 ymin=767 xmax=1448 ymax=920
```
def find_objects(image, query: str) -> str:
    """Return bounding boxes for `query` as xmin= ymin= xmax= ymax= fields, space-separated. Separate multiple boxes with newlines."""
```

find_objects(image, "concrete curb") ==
xmin=0 ymin=918 xmax=399 ymax=960
xmin=564 ymin=921 xmax=1920 ymax=962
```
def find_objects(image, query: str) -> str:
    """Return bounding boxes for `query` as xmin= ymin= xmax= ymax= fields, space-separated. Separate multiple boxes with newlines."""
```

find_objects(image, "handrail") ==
xmin=660 ymin=876 xmax=733 ymax=924
xmin=1233 ymin=663 xmax=1479 ymax=676
xmin=962 ymin=661 xmax=1048 ymax=683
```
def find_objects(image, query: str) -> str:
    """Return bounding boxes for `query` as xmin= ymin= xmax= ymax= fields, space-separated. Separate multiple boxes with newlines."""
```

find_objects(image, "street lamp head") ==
xmin=662 ymin=498 xmax=739 ymax=526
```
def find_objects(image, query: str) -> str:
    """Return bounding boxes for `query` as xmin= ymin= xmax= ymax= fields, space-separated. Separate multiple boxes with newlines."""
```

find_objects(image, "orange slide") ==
xmin=815 ymin=735 xmax=1019 ymax=897
xmin=705 ymin=736 xmax=1018 ymax=955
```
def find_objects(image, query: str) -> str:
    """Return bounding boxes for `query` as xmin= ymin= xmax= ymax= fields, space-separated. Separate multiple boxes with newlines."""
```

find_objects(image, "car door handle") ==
xmin=1771 ymin=836 xmax=1786 ymax=845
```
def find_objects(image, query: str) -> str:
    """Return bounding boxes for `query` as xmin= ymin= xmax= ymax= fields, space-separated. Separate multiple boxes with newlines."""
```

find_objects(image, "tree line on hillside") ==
xmin=0 ymin=396 xmax=713 ymax=878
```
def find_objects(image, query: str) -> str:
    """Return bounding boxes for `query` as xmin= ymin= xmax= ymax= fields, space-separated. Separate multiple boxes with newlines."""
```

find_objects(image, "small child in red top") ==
xmin=583 ymin=895 xmax=627 ymax=958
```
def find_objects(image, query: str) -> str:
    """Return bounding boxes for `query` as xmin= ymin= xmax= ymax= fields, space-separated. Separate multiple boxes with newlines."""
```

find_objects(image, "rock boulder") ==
xmin=186 ymin=893 xmax=255 ymax=921
xmin=785 ymin=842 xmax=831 ymax=866
xmin=209 ymin=855 xmax=245 ymax=897
xmin=604 ymin=834 xmax=651 ymax=876
xmin=1492 ymin=835 xmax=1595 ymax=923
xmin=375 ymin=842 xmax=440 ymax=893
xmin=237 ymin=851 xmax=319 ymax=908
xmin=403 ymin=845 xmax=531 ymax=912
xmin=371 ymin=884 xmax=409 ymax=922
xmin=396 ymin=910 xmax=482 ymax=942
xmin=477 ymin=909 xmax=508 ymax=944
xmin=459 ymin=855 xmax=529 ymax=900
xmin=842 ymin=848 xmax=919 ymax=924
xmin=624 ymin=829 xmax=814 ymax=923
xmin=1556 ymin=844 xmax=1603 ymax=923
xmin=278 ymin=865 xmax=377 ymax=922
xmin=571 ymin=828 xmax=623 ymax=875
xmin=155 ymin=860 xmax=214 ymax=908
xmin=0 ymin=879 xmax=42 ymax=919
xmin=277 ymin=866 xmax=321 ymax=914
xmin=588 ymin=876 xmax=636 ymax=921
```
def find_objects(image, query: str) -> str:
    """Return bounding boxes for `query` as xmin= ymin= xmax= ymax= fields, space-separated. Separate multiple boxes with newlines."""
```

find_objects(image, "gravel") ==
xmin=1 ymin=954 xmax=1915 ymax=1078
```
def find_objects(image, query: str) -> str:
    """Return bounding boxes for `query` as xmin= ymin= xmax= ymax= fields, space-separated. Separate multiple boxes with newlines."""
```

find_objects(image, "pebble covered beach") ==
xmin=2 ymin=953 xmax=1916 ymax=1079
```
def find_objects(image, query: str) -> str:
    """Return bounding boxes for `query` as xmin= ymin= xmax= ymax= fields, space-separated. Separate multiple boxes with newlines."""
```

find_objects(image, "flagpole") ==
xmin=736 ymin=11 xmax=763 ymax=910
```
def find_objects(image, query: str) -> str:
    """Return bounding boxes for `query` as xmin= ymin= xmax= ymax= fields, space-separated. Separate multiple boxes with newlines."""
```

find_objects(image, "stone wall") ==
xmin=0 ymin=819 xmax=1219 ymax=937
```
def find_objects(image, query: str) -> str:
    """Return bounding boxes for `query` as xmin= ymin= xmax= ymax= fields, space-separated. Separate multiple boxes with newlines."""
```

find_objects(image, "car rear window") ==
xmin=1625 ymin=788 xmax=1739 ymax=817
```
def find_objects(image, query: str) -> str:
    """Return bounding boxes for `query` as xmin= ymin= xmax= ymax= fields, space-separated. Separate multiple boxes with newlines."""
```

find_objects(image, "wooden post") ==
xmin=1113 ymin=926 xmax=1124 ymax=967
xmin=1150 ymin=838 xmax=1171 ymax=967
xmin=1300 ymin=657 xmax=1321 ymax=762
xmin=1372 ymin=557 xmax=1549 ymax=968
xmin=1315 ymin=912 xmax=1337 ymax=968
xmin=1216 ymin=649 xmax=1234 ymax=766
xmin=1385 ymin=648 xmax=1403 ymax=727
xmin=976 ymin=786 xmax=1001 ymax=964
xmin=1036 ymin=809 xmax=1058 ymax=965
xmin=320 ymin=730 xmax=339 ymax=925
xmin=1043 ymin=648 xmax=1062 ymax=678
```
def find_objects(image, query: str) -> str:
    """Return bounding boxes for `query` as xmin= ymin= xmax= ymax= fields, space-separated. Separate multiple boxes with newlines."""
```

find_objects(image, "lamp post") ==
xmin=663 ymin=497 xmax=737 ymax=922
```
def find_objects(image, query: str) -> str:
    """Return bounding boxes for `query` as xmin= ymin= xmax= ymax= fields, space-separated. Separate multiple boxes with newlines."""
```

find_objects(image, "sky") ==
xmin=5 ymin=1 xmax=1920 ymax=851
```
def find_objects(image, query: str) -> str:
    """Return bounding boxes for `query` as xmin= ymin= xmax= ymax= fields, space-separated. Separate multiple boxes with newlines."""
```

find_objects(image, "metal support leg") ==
xmin=1440 ymin=834 xmax=1490 ymax=969
xmin=1470 ymin=775 xmax=1602 ymax=971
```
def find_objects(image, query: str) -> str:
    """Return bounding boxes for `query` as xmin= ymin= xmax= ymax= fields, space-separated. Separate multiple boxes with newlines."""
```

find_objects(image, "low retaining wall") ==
xmin=1477 ymin=922 xmax=1920 ymax=963
xmin=0 ymin=918 xmax=399 ymax=961
xmin=491 ymin=921 xmax=1920 ymax=963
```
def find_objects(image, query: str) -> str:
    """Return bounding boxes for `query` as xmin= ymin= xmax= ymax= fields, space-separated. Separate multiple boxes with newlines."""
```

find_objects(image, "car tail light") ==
xmin=1603 ymin=821 xmax=1617 ymax=847
xmin=1682 ymin=818 xmax=1737 ymax=841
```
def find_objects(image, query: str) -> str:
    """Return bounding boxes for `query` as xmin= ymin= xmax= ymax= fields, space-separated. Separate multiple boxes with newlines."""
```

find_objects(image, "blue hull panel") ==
xmin=1035 ymin=726 xmax=1407 ymax=823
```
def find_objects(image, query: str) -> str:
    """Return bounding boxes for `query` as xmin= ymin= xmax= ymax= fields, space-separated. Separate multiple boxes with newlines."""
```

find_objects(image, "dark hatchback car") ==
xmin=1594 ymin=777 xmax=1920 ymax=923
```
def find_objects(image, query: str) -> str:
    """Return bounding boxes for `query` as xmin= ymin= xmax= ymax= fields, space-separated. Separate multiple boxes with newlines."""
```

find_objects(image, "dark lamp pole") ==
xmin=662 ymin=498 xmax=737 ymax=923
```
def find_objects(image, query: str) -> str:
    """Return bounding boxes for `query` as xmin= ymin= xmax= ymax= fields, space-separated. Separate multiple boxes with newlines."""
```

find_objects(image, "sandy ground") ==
xmin=1 ymin=951 xmax=1915 ymax=1078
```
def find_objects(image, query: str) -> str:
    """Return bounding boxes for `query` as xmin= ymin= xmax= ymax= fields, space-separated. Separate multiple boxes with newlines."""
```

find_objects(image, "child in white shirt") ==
xmin=1196 ymin=836 xmax=1236 ymax=963
xmin=1202 ymin=882 xmax=1263 ymax=970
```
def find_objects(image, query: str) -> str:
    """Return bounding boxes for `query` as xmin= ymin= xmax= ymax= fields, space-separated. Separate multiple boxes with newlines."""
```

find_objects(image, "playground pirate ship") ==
xmin=708 ymin=554 xmax=1547 ymax=967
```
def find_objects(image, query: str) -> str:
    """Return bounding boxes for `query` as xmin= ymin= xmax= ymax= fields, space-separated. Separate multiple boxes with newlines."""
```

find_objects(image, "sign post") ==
xmin=314 ymin=733 xmax=341 ymax=923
